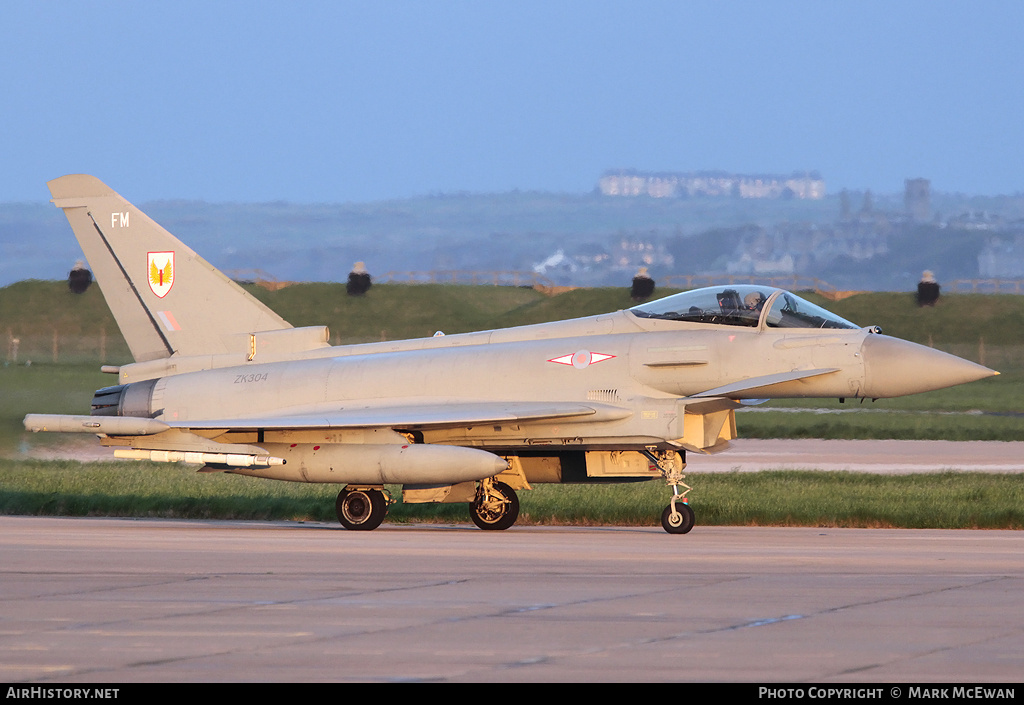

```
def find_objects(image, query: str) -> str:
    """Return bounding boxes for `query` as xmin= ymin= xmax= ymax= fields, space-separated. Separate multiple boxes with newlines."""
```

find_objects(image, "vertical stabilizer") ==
xmin=48 ymin=175 xmax=292 ymax=361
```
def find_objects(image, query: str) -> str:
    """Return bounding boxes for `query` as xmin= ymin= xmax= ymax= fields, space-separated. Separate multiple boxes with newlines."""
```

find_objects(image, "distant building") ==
xmin=904 ymin=178 xmax=931 ymax=222
xmin=948 ymin=211 xmax=1005 ymax=231
xmin=612 ymin=236 xmax=674 ymax=271
xmin=721 ymin=217 xmax=889 ymax=278
xmin=598 ymin=170 xmax=825 ymax=200
xmin=727 ymin=251 xmax=797 ymax=276
xmin=532 ymin=249 xmax=577 ymax=278
xmin=978 ymin=237 xmax=1024 ymax=278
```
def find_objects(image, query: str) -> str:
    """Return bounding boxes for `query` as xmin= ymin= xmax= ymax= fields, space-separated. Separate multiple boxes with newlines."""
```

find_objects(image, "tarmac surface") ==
xmin=1 ymin=515 xmax=1022 ymax=683
xmin=693 ymin=438 xmax=1024 ymax=474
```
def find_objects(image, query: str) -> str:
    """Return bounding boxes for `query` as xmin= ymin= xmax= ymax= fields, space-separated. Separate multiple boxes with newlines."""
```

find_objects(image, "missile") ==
xmin=113 ymin=449 xmax=285 ymax=468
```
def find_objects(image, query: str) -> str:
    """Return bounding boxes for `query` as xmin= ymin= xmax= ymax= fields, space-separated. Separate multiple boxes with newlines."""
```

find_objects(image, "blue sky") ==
xmin=3 ymin=1 xmax=1022 ymax=202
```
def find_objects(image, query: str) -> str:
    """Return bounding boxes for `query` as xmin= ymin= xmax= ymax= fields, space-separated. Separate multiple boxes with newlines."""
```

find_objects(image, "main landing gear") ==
xmin=469 ymin=478 xmax=520 ymax=531
xmin=335 ymin=480 xmax=522 ymax=532
xmin=642 ymin=449 xmax=695 ymax=534
xmin=335 ymin=487 xmax=390 ymax=531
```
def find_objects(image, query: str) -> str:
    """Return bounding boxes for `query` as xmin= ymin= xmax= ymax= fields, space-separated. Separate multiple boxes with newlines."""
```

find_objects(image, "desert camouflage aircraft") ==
xmin=25 ymin=175 xmax=997 ymax=533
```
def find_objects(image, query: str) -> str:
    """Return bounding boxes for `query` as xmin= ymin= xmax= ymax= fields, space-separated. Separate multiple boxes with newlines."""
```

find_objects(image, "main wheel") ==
xmin=661 ymin=502 xmax=695 ymax=534
xmin=470 ymin=481 xmax=519 ymax=531
xmin=336 ymin=488 xmax=387 ymax=531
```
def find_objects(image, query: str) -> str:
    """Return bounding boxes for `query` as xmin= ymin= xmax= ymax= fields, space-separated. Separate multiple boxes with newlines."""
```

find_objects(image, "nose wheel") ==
xmin=661 ymin=500 xmax=695 ymax=534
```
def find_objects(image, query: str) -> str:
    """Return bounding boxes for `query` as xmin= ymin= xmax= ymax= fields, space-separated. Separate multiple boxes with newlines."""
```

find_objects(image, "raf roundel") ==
xmin=548 ymin=350 xmax=616 ymax=369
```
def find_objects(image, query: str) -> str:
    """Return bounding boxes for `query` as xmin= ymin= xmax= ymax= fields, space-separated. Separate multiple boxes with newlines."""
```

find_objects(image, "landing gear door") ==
xmin=585 ymin=450 xmax=661 ymax=478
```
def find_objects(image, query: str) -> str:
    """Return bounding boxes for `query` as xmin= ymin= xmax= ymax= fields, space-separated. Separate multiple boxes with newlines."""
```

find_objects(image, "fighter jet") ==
xmin=25 ymin=175 xmax=998 ymax=533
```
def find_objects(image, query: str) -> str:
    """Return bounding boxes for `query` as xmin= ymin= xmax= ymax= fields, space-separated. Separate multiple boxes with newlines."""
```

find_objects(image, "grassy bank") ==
xmin=2 ymin=459 xmax=1022 ymax=530
xmin=8 ymin=280 xmax=1024 ymax=357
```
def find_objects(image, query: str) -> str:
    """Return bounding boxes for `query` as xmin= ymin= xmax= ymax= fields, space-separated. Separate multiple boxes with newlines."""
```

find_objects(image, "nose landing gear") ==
xmin=642 ymin=449 xmax=695 ymax=534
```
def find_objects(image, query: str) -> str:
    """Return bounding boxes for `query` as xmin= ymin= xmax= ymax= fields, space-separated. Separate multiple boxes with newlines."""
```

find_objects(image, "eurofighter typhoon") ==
xmin=25 ymin=175 xmax=998 ymax=533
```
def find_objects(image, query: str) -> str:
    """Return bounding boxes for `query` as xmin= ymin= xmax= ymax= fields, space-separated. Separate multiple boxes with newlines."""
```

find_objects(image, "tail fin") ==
xmin=48 ymin=175 xmax=292 ymax=362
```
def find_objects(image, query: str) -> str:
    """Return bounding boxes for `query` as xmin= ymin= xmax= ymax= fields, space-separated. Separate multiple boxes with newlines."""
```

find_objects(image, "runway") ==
xmin=1 ymin=516 xmax=1021 ymax=682
xmin=693 ymin=439 xmax=1024 ymax=474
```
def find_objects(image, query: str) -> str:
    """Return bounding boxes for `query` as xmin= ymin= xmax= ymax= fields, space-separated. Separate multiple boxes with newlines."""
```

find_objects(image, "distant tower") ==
xmin=861 ymin=190 xmax=873 ymax=214
xmin=905 ymin=178 xmax=931 ymax=222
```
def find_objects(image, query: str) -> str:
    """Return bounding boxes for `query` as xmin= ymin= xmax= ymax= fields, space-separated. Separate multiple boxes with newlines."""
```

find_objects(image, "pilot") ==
xmin=744 ymin=291 xmax=767 ymax=311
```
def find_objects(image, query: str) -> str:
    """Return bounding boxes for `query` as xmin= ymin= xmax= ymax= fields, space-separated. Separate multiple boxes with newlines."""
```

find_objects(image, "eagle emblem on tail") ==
xmin=148 ymin=251 xmax=175 ymax=298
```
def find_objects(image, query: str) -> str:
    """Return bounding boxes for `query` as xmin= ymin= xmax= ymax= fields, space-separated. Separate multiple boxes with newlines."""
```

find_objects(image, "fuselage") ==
xmin=143 ymin=310 xmax=868 ymax=423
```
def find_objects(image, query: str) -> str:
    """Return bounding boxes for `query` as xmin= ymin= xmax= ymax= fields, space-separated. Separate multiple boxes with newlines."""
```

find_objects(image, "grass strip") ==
xmin=736 ymin=409 xmax=1024 ymax=441
xmin=1 ymin=459 xmax=1021 ymax=530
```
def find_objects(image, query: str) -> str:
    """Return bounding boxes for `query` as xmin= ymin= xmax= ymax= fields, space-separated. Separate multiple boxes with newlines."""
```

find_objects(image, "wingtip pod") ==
xmin=861 ymin=335 xmax=998 ymax=398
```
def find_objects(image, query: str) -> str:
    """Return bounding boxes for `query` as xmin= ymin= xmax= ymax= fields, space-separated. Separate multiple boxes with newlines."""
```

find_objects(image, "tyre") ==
xmin=661 ymin=503 xmax=695 ymax=534
xmin=470 ymin=481 xmax=519 ymax=531
xmin=336 ymin=488 xmax=387 ymax=531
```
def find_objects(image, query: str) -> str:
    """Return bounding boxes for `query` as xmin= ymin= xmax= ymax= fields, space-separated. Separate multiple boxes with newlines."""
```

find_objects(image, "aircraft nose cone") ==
xmin=861 ymin=334 xmax=998 ymax=398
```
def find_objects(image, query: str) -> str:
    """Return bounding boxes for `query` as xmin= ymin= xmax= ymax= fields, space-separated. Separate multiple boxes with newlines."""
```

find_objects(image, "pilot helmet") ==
xmin=744 ymin=291 xmax=766 ymax=309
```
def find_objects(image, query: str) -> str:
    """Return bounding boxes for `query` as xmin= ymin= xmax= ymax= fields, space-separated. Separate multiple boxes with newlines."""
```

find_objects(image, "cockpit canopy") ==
xmin=629 ymin=285 xmax=859 ymax=330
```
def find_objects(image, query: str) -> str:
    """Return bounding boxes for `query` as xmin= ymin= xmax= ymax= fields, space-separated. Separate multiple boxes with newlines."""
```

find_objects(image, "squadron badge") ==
xmin=148 ymin=251 xmax=175 ymax=298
